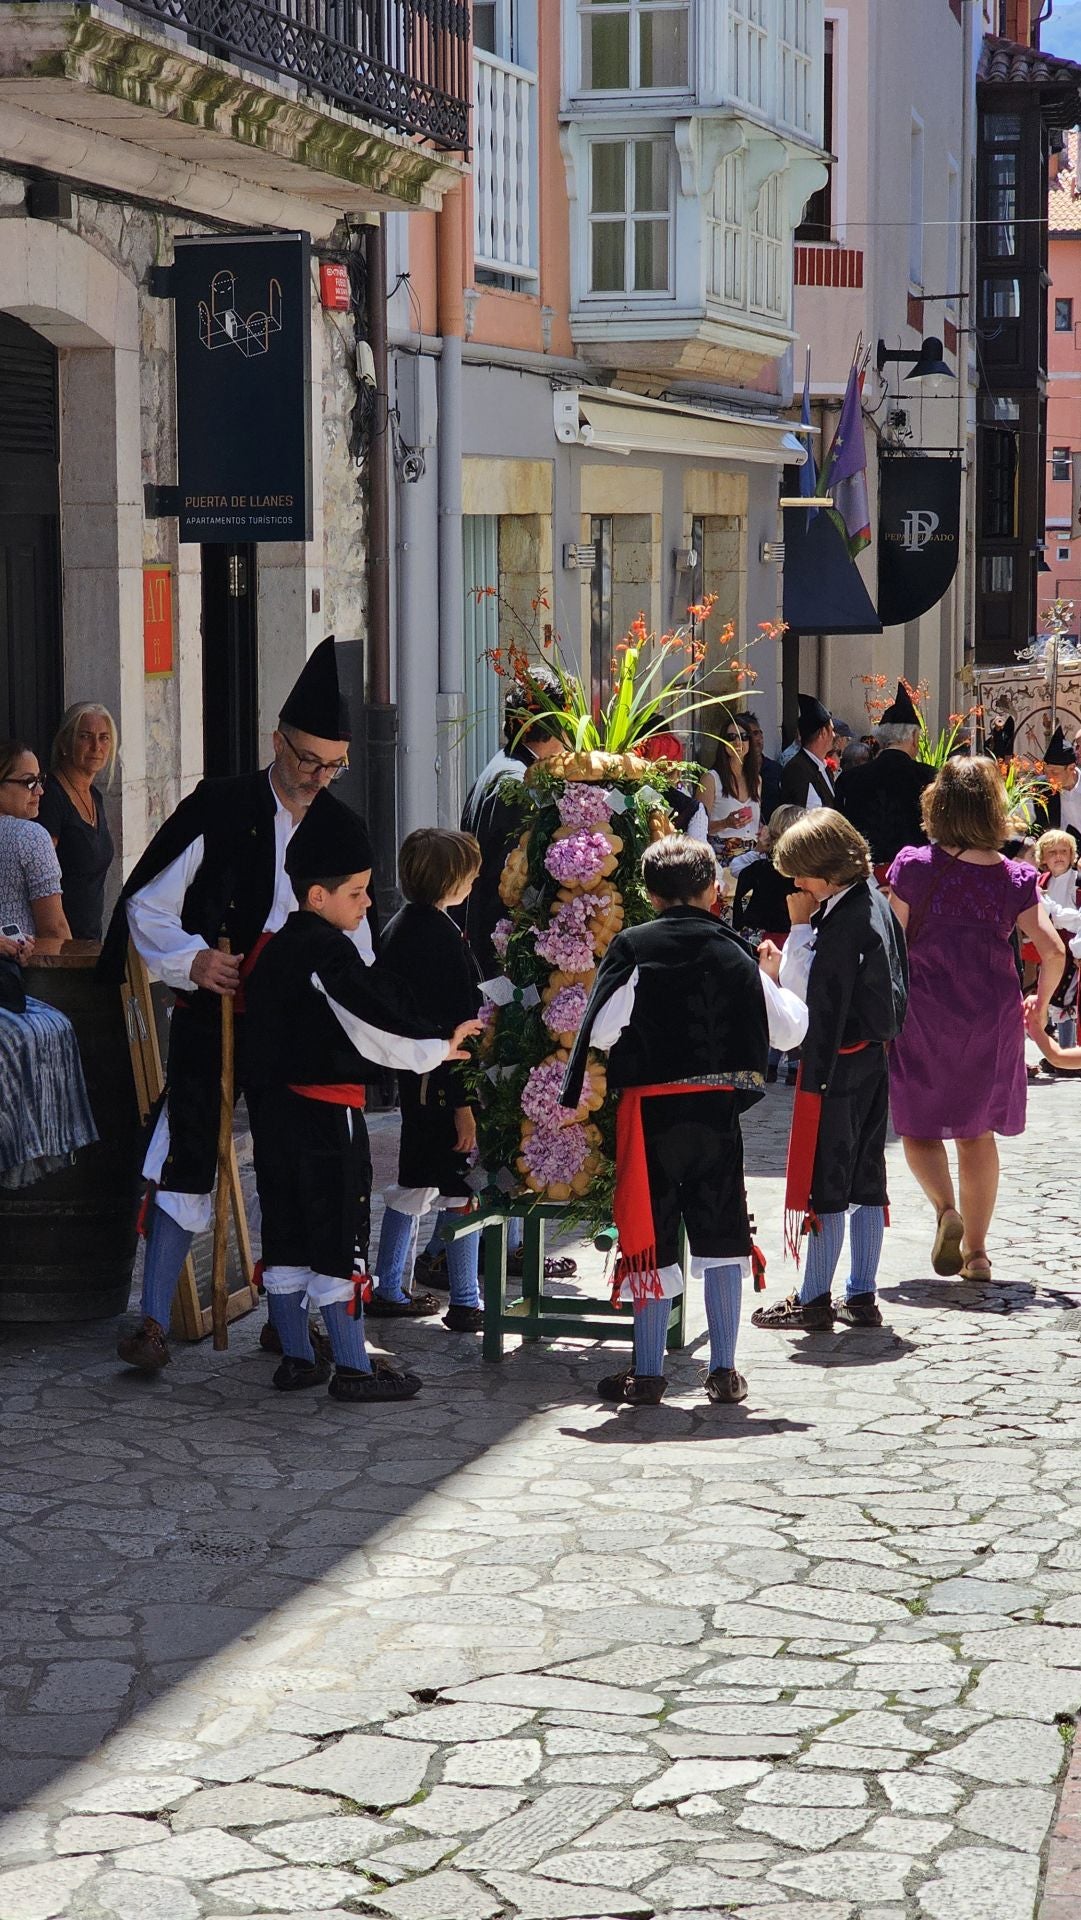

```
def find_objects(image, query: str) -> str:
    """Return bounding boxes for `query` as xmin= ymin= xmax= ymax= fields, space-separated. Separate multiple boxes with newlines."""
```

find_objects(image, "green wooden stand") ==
xmin=445 ymin=1201 xmax=688 ymax=1364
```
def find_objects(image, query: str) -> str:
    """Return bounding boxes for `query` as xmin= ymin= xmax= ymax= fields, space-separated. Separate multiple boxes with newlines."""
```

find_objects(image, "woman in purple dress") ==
xmin=887 ymin=757 xmax=1063 ymax=1283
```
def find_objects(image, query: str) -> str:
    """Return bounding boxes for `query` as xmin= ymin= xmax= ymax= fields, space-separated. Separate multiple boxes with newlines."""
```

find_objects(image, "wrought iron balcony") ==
xmin=120 ymin=0 xmax=471 ymax=148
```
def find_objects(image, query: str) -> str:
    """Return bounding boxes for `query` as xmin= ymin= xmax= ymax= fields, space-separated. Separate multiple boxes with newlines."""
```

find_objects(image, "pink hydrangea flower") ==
xmin=491 ymin=917 xmax=513 ymax=960
xmin=544 ymin=829 xmax=612 ymax=885
xmin=521 ymin=1121 xmax=590 ymax=1186
xmin=543 ymin=984 xmax=589 ymax=1037
xmin=557 ymin=784 xmax=612 ymax=830
xmin=534 ymin=891 xmax=611 ymax=973
xmin=521 ymin=1059 xmax=573 ymax=1125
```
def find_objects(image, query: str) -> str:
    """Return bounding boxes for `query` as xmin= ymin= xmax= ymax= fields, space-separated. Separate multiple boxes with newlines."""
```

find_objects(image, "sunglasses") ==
xmin=1 ymin=775 xmax=45 ymax=793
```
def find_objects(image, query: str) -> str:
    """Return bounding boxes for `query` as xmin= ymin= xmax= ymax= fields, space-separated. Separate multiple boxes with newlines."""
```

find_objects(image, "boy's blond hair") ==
xmin=1035 ymin=828 xmax=1077 ymax=869
xmin=772 ymin=808 xmax=873 ymax=886
xmin=765 ymin=802 xmax=805 ymax=850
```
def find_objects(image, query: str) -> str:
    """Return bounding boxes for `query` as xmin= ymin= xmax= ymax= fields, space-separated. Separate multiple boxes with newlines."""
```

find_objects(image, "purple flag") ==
xmin=818 ymin=359 xmax=871 ymax=559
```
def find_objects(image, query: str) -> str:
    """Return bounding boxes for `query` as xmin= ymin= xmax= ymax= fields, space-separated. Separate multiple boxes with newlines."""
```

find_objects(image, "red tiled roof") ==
xmin=980 ymin=33 xmax=1081 ymax=91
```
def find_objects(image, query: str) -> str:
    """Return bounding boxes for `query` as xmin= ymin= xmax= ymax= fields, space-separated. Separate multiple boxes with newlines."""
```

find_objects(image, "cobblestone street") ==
xmin=3 ymin=1080 xmax=1081 ymax=1920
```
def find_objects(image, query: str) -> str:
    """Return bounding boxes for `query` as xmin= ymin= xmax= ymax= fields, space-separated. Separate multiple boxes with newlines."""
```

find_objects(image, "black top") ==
xmin=380 ymin=903 xmax=482 ymax=1110
xmin=835 ymin=749 xmax=934 ymax=866
xmin=98 ymin=769 xmax=378 ymax=989
xmin=800 ymin=883 xmax=908 ymax=1096
xmin=244 ymin=910 xmax=447 ymax=1091
xmin=459 ymin=747 xmax=531 ymax=975
xmin=780 ymin=748 xmax=835 ymax=810
xmin=732 ymin=855 xmax=796 ymax=937
xmin=563 ymin=906 xmax=768 ymax=1107
xmin=37 ymin=776 xmax=114 ymax=940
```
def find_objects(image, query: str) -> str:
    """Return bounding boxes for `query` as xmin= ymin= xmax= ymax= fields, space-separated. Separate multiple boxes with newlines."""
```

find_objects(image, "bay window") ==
xmin=579 ymin=0 xmax=690 ymax=91
xmin=588 ymin=137 xmax=672 ymax=294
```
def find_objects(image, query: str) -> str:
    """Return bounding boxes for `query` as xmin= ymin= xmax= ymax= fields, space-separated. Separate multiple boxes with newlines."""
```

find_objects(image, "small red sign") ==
xmin=319 ymin=262 xmax=351 ymax=312
xmin=143 ymin=564 xmax=173 ymax=676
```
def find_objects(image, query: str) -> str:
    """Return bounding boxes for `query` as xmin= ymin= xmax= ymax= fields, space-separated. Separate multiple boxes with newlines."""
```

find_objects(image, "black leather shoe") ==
xmin=834 ymin=1295 xmax=883 ymax=1328
xmin=443 ymin=1304 xmax=484 ymax=1332
xmin=329 ymin=1359 xmax=422 ymax=1402
xmin=272 ymin=1354 xmax=333 ymax=1391
xmin=596 ymin=1367 xmax=667 ymax=1405
xmin=704 ymin=1367 xmax=748 ymax=1403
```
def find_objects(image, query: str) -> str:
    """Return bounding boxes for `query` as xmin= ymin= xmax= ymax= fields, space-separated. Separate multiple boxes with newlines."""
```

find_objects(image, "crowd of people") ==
xmin=2 ymin=649 xmax=1077 ymax=1412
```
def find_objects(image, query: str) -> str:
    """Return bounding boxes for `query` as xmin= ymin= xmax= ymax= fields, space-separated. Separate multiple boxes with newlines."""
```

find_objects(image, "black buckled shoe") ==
xmin=413 ymin=1249 xmax=450 ymax=1290
xmin=259 ymin=1319 xmax=333 ymax=1363
xmin=751 ymin=1292 xmax=834 ymax=1331
xmin=272 ymin=1354 xmax=333 ymax=1391
xmin=329 ymin=1359 xmax=423 ymax=1403
xmin=365 ymin=1291 xmax=443 ymax=1319
xmin=596 ymin=1367 xmax=667 ymax=1405
xmin=834 ymin=1295 xmax=883 ymax=1328
xmin=704 ymin=1367 xmax=748 ymax=1404
xmin=443 ymin=1304 xmax=484 ymax=1332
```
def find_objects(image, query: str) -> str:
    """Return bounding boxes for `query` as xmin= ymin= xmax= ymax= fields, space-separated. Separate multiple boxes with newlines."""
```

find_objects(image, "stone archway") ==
xmin=0 ymin=220 xmax=145 ymax=862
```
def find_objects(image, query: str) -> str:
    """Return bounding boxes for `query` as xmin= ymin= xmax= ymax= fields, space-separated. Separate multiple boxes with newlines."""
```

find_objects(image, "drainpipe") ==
xmin=363 ymin=216 xmax=398 ymax=925
xmin=436 ymin=186 xmax=466 ymax=827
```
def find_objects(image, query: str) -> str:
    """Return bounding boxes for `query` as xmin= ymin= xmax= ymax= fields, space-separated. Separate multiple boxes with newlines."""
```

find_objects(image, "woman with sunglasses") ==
xmin=696 ymin=719 xmax=763 ymax=917
xmin=0 ymin=740 xmax=72 ymax=946
xmin=0 ymin=738 xmax=95 ymax=1189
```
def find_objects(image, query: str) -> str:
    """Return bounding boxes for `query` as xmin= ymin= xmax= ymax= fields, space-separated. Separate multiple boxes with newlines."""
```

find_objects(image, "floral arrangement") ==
xmin=463 ymin=608 xmax=770 ymax=1228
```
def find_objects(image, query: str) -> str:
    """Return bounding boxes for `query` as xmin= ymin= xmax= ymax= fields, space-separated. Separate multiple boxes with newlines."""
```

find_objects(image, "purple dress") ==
xmin=886 ymin=846 xmax=1038 ymax=1140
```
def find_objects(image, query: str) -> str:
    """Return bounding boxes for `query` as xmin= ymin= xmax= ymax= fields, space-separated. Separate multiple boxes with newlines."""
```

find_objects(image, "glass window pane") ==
xmin=591 ymin=221 xmax=626 ymax=291
xmin=591 ymin=144 xmax=626 ymax=213
xmin=982 ymin=276 xmax=1021 ymax=320
xmin=473 ymin=1 xmax=497 ymax=53
xmin=1057 ymin=298 xmax=1074 ymax=331
xmin=639 ymin=7 xmax=689 ymax=86
xmin=633 ymin=139 xmax=668 ymax=212
xmin=633 ymin=218 xmax=669 ymax=290
xmin=987 ymin=113 xmax=1021 ymax=145
xmin=583 ymin=12 xmax=630 ymax=87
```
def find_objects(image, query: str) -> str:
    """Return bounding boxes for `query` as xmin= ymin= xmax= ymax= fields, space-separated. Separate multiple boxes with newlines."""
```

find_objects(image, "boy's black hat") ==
xmin=881 ymin=681 xmax=920 ymax=726
xmin=797 ymin=693 xmax=832 ymax=740
xmin=286 ymin=791 xmax=372 ymax=886
xmin=279 ymin=636 xmax=351 ymax=742
xmin=1045 ymin=724 xmax=1075 ymax=767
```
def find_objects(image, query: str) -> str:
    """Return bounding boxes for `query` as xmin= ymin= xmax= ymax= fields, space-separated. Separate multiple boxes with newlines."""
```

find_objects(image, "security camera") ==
xmin=356 ymin=339 xmax=376 ymax=387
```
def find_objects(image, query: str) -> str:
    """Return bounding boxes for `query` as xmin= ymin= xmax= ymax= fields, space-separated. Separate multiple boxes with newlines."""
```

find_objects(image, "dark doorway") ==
xmin=0 ymin=315 xmax=61 ymax=756
xmin=201 ymin=544 xmax=259 ymax=776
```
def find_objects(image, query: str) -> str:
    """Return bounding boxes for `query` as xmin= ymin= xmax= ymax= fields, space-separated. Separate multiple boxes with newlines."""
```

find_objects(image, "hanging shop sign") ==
xmin=877 ymin=454 xmax=962 ymax=628
xmin=171 ymin=232 xmax=312 ymax=544
xmin=143 ymin=564 xmax=173 ymax=675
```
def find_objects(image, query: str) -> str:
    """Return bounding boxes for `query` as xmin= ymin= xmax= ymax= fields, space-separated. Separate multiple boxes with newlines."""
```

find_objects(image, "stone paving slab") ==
xmin=1 ymin=1095 xmax=1081 ymax=1915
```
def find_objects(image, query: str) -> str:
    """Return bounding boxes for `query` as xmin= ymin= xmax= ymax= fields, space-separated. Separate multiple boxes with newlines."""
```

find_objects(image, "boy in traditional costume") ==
xmin=561 ymin=837 xmax=808 ymax=1407
xmin=243 ymin=794 xmax=481 ymax=1402
xmin=751 ymin=810 xmax=908 ymax=1333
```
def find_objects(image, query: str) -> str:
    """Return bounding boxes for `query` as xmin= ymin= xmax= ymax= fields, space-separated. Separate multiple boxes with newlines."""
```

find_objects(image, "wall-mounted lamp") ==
xmin=876 ymin=336 xmax=954 ymax=381
xmin=563 ymin=542 xmax=598 ymax=571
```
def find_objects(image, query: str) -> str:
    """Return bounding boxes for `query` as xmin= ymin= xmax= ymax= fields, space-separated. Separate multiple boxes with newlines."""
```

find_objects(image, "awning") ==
xmin=555 ymin=388 xmax=807 ymax=467
xmin=782 ymin=505 xmax=882 ymax=635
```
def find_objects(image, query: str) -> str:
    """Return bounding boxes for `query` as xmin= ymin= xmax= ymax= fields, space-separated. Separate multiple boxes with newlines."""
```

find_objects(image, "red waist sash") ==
xmin=783 ymin=1042 xmax=878 ymax=1263
xmin=289 ymin=1083 xmax=367 ymax=1108
xmin=613 ymin=1081 xmax=766 ymax=1306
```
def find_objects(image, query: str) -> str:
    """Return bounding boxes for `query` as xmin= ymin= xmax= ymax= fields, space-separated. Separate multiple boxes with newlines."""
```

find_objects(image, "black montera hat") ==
xmin=279 ymin=637 xmax=351 ymax=742
xmin=797 ymin=693 xmax=832 ymax=739
xmin=881 ymin=681 xmax=920 ymax=726
xmin=285 ymin=790 xmax=372 ymax=885
xmin=1045 ymin=725 xmax=1075 ymax=767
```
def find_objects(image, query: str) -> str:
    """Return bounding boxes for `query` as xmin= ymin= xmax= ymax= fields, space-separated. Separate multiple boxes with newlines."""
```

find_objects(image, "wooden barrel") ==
xmin=0 ymin=946 xmax=141 ymax=1321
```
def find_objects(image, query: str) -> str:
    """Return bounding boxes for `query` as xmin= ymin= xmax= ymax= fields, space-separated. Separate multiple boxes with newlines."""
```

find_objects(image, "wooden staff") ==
xmin=211 ymin=935 xmax=235 ymax=1351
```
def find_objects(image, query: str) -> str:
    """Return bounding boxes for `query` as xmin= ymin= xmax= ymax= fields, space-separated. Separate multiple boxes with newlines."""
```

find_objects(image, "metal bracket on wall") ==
xmin=147 ymin=265 xmax=175 ymax=299
xmin=144 ymin=484 xmax=180 ymax=519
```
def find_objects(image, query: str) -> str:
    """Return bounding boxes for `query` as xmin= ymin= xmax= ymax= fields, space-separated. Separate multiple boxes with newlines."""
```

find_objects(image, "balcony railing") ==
xmin=473 ymin=46 xmax=538 ymax=278
xmin=120 ymin=0 xmax=471 ymax=148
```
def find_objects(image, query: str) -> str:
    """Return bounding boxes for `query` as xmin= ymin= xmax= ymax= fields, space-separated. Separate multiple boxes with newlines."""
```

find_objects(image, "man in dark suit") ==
xmin=836 ymin=681 xmax=934 ymax=872
xmin=780 ymin=695 xmax=836 ymax=810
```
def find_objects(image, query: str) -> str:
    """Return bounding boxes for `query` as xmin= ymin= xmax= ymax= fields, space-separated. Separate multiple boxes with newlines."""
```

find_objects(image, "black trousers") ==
xmin=640 ymin=1092 xmax=753 ymax=1268
xmin=252 ymin=1088 xmax=372 ymax=1281
xmin=810 ymin=1044 xmax=890 ymax=1216
xmin=156 ymin=1003 xmax=248 ymax=1197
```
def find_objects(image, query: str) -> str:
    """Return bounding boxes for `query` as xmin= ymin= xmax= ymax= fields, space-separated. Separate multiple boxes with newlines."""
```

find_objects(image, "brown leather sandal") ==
xmin=931 ymin=1207 xmax=964 ymax=1277
xmin=959 ymin=1249 xmax=992 ymax=1281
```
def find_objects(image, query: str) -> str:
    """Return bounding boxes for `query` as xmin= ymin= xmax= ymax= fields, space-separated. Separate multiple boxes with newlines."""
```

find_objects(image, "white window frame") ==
xmin=749 ymin=171 xmax=785 ymax=319
xmin=708 ymin=148 xmax=746 ymax=308
xmin=575 ymin=0 xmax=692 ymax=97
xmin=1053 ymin=447 xmax=1072 ymax=484
xmin=729 ymin=0 xmax=770 ymax=115
xmin=822 ymin=7 xmax=847 ymax=242
xmin=778 ymin=0 xmax=816 ymax=138
xmin=909 ymin=112 xmax=925 ymax=291
xmin=585 ymin=135 xmax=675 ymax=300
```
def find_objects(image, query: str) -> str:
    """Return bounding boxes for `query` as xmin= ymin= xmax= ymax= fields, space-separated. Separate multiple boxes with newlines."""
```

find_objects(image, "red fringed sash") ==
xmin=613 ymin=1080 xmax=760 ymax=1307
xmin=783 ymin=1043 xmax=871 ymax=1265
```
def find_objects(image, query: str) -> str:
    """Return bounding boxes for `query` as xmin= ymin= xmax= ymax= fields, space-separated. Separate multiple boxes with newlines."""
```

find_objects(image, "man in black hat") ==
xmin=780 ymin=695 xmax=836 ymax=810
xmin=460 ymin=669 xmax=569 ymax=977
xmin=1044 ymin=725 xmax=1081 ymax=856
xmin=835 ymin=682 xmax=934 ymax=874
xmin=102 ymin=638 xmax=368 ymax=1372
